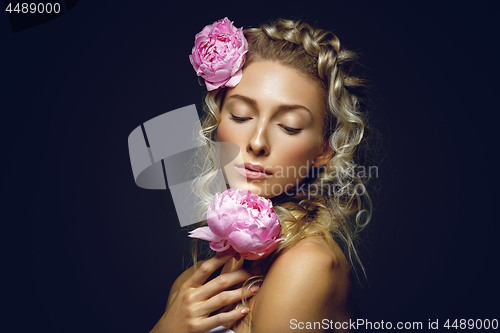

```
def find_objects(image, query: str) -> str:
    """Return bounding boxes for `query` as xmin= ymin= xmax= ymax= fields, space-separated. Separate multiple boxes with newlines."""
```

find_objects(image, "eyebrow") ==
xmin=226 ymin=94 xmax=312 ymax=116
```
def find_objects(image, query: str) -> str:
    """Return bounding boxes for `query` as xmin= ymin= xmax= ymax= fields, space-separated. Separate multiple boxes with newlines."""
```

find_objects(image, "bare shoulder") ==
xmin=166 ymin=260 xmax=206 ymax=309
xmin=268 ymin=236 xmax=351 ymax=302
xmin=273 ymin=236 xmax=349 ymax=275
xmin=251 ymin=236 xmax=355 ymax=332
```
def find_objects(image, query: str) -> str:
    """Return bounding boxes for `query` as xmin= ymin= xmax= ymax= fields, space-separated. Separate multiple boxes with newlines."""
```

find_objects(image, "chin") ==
xmin=227 ymin=179 xmax=270 ymax=198
xmin=247 ymin=186 xmax=275 ymax=199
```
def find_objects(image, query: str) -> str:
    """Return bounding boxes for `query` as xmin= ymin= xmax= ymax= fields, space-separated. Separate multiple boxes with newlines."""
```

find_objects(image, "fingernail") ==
xmin=250 ymin=285 xmax=260 ymax=293
xmin=241 ymin=307 xmax=249 ymax=314
xmin=251 ymin=266 xmax=261 ymax=274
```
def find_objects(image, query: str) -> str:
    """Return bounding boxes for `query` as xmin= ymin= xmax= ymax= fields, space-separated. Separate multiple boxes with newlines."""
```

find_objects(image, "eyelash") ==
xmin=282 ymin=126 xmax=302 ymax=134
xmin=228 ymin=115 xmax=250 ymax=123
xmin=228 ymin=115 xmax=302 ymax=134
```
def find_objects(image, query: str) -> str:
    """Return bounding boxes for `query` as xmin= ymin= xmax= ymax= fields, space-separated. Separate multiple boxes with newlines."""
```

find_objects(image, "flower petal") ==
xmin=210 ymin=239 xmax=231 ymax=252
xmin=227 ymin=230 xmax=254 ymax=253
xmin=188 ymin=227 xmax=221 ymax=242
xmin=224 ymin=69 xmax=242 ymax=88
xmin=189 ymin=18 xmax=248 ymax=91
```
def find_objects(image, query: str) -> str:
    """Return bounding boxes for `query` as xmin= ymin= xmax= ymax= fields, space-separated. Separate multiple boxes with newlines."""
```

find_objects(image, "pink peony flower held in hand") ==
xmin=189 ymin=189 xmax=282 ymax=260
xmin=189 ymin=17 xmax=248 ymax=91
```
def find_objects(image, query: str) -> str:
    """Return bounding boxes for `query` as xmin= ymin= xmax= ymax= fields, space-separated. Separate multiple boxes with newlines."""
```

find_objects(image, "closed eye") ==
xmin=281 ymin=125 xmax=302 ymax=134
xmin=229 ymin=115 xmax=251 ymax=123
xmin=229 ymin=115 xmax=301 ymax=134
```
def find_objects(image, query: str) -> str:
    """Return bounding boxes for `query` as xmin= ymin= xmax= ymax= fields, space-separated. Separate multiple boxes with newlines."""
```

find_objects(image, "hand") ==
xmin=150 ymin=250 xmax=261 ymax=333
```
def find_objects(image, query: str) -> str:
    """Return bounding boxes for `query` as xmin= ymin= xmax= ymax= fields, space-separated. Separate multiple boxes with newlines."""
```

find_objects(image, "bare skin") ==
xmin=149 ymin=249 xmax=260 ymax=333
xmin=217 ymin=61 xmax=333 ymax=198
xmin=245 ymin=237 xmax=356 ymax=333
xmin=150 ymin=61 xmax=356 ymax=332
xmin=151 ymin=236 xmax=356 ymax=333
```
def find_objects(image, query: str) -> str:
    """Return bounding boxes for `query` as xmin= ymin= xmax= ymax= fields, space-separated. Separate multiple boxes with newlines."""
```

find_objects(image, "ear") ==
xmin=313 ymin=143 xmax=334 ymax=167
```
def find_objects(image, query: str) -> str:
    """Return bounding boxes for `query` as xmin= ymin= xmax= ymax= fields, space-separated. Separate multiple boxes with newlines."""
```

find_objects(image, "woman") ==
xmin=151 ymin=17 xmax=371 ymax=333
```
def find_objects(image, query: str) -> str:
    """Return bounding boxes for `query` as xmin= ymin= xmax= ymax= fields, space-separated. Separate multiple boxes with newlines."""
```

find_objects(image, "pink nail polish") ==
xmin=250 ymin=285 xmax=260 ymax=293
xmin=241 ymin=308 xmax=249 ymax=314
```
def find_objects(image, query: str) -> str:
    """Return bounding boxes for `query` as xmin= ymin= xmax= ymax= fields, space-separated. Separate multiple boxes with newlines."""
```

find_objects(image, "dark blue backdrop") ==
xmin=3 ymin=1 xmax=498 ymax=332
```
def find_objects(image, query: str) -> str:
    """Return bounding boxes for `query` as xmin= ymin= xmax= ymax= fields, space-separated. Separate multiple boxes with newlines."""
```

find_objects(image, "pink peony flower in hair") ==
xmin=189 ymin=189 xmax=282 ymax=260
xmin=189 ymin=17 xmax=248 ymax=91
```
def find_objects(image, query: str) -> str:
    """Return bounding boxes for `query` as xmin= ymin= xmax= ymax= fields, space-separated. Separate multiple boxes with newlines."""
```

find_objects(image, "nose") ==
xmin=247 ymin=122 xmax=269 ymax=156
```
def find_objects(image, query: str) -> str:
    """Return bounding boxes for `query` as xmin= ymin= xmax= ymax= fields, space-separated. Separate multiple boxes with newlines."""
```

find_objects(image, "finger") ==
xmin=197 ymin=266 xmax=261 ymax=300
xmin=200 ymin=284 xmax=260 ymax=314
xmin=202 ymin=307 xmax=250 ymax=332
xmin=187 ymin=251 xmax=237 ymax=287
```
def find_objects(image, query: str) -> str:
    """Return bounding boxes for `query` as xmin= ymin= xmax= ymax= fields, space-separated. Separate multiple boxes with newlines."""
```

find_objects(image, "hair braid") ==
xmin=193 ymin=19 xmax=372 ymax=281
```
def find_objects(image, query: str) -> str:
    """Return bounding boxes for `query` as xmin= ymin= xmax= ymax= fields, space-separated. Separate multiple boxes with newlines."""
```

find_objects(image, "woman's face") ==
xmin=217 ymin=61 xmax=332 ymax=198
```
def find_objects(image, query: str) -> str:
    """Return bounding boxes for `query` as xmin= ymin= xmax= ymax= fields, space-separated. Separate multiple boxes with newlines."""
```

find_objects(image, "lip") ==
xmin=236 ymin=163 xmax=272 ymax=180
xmin=241 ymin=163 xmax=272 ymax=175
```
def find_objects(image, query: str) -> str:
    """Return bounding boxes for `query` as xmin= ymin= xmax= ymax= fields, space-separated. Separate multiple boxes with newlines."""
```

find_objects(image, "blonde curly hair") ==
xmin=187 ymin=18 xmax=373 ymax=331
xmin=191 ymin=17 xmax=372 ymax=271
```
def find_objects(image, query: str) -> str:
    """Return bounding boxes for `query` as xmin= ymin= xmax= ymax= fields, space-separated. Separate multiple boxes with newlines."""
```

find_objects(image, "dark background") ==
xmin=3 ymin=1 xmax=498 ymax=332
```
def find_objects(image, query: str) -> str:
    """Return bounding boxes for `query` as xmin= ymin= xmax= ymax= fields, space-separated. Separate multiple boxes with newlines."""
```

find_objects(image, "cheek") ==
xmin=279 ymin=138 xmax=319 ymax=168
xmin=217 ymin=120 xmax=247 ymax=163
xmin=217 ymin=120 xmax=233 ymax=143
